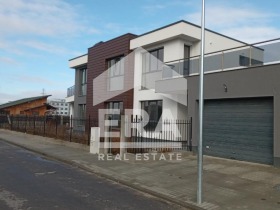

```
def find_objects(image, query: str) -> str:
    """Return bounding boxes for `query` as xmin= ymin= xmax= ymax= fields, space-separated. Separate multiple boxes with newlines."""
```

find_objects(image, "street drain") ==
xmin=273 ymin=184 xmax=280 ymax=192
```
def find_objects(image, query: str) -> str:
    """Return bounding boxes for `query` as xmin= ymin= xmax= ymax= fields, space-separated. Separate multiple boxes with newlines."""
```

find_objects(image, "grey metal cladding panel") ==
xmin=203 ymin=98 xmax=273 ymax=164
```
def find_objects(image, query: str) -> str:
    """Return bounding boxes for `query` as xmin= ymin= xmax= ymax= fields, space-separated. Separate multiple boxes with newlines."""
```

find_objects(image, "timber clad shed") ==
xmin=0 ymin=95 xmax=55 ymax=116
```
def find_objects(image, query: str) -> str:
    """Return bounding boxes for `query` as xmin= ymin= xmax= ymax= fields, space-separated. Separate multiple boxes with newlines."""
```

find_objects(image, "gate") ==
xmin=128 ymin=117 xmax=192 ymax=153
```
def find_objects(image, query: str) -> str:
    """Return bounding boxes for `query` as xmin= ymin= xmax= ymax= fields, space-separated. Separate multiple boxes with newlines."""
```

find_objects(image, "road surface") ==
xmin=0 ymin=140 xmax=187 ymax=210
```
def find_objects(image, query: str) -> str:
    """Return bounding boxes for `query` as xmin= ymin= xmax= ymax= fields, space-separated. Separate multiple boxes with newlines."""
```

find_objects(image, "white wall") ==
xmin=132 ymin=21 xmax=247 ymax=122
xmin=69 ymin=54 xmax=88 ymax=68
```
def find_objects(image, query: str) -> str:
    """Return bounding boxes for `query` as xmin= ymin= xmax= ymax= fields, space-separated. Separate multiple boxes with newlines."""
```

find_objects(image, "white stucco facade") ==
xmin=69 ymin=54 xmax=88 ymax=68
xmin=130 ymin=20 xmax=247 ymax=121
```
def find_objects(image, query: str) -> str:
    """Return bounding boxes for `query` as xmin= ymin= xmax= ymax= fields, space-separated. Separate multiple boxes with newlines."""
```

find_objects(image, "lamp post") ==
xmin=197 ymin=0 xmax=205 ymax=205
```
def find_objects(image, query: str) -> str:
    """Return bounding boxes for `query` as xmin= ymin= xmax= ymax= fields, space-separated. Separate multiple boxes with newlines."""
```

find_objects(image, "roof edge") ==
xmin=89 ymin=33 xmax=138 ymax=50
xmin=132 ymin=20 xmax=248 ymax=45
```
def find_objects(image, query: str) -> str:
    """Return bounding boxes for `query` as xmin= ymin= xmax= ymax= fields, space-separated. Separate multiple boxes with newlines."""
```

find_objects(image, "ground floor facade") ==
xmin=188 ymin=63 xmax=280 ymax=166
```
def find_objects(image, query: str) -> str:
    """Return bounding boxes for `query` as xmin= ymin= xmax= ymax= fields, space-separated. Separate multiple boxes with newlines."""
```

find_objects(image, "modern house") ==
xmin=0 ymin=95 xmax=55 ymax=116
xmin=65 ymin=19 xmax=280 ymax=166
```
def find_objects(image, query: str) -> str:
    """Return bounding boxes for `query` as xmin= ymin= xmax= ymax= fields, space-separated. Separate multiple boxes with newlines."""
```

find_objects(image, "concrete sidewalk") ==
xmin=0 ymin=129 xmax=280 ymax=210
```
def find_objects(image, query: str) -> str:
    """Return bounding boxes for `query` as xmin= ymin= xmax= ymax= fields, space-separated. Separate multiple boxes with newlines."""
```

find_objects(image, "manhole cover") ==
xmin=273 ymin=184 xmax=280 ymax=192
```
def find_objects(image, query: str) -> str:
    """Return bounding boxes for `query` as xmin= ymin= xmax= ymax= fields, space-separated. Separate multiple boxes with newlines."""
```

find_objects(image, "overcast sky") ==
xmin=0 ymin=0 xmax=279 ymax=104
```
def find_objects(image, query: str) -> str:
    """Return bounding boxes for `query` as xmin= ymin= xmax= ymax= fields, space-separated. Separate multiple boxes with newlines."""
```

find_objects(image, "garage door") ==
xmin=204 ymin=97 xmax=273 ymax=165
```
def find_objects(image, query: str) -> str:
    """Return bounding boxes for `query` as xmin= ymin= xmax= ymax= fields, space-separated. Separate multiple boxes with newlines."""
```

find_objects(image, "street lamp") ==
xmin=197 ymin=0 xmax=205 ymax=205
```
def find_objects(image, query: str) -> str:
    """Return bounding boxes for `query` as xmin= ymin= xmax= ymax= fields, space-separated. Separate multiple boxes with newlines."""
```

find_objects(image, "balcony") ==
xmin=155 ymin=38 xmax=280 ymax=93
xmin=66 ymin=85 xmax=75 ymax=103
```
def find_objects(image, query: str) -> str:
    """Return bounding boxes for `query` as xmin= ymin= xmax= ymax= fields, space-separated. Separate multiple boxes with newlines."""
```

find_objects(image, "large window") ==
xmin=141 ymin=100 xmax=162 ymax=131
xmin=106 ymin=101 xmax=123 ymax=128
xmin=142 ymin=48 xmax=164 ymax=89
xmin=142 ymin=48 xmax=164 ymax=73
xmin=107 ymin=56 xmax=125 ymax=91
xmin=79 ymin=68 xmax=87 ymax=96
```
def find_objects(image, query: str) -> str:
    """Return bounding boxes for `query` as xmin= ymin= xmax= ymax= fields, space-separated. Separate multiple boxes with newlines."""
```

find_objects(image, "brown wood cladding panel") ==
xmin=86 ymin=33 xmax=137 ymax=121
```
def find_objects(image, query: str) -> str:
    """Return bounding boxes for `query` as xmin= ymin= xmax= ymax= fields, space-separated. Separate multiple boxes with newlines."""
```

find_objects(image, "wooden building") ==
xmin=0 ymin=95 xmax=56 ymax=116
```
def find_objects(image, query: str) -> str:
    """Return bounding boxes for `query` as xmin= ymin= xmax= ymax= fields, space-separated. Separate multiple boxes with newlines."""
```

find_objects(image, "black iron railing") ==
xmin=128 ymin=117 xmax=192 ymax=153
xmin=0 ymin=115 xmax=97 ymax=145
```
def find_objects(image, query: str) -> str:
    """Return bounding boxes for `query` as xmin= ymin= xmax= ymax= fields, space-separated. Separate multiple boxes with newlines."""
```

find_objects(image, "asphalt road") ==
xmin=0 ymin=140 xmax=187 ymax=210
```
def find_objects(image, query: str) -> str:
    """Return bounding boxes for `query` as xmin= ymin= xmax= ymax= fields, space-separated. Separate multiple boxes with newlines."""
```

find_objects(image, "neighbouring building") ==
xmin=67 ymin=54 xmax=88 ymax=119
xmin=48 ymin=99 xmax=70 ymax=116
xmin=0 ymin=95 xmax=55 ymax=116
xmin=65 ymin=85 xmax=75 ymax=117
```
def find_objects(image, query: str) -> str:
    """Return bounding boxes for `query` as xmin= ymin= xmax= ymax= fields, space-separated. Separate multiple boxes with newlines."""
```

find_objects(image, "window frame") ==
xmin=142 ymin=47 xmax=164 ymax=73
xmin=107 ymin=55 xmax=125 ymax=78
xmin=79 ymin=67 xmax=87 ymax=96
xmin=141 ymin=100 xmax=163 ymax=131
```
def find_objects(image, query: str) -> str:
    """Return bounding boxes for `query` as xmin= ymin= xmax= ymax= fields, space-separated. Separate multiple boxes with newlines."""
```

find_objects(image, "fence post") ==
xmin=10 ymin=115 xmax=13 ymax=130
xmin=33 ymin=116 xmax=35 ymax=135
xmin=55 ymin=116 xmax=58 ymax=139
xmin=104 ymin=115 xmax=110 ymax=155
xmin=17 ymin=116 xmax=19 ymax=131
xmin=25 ymin=115 xmax=27 ymax=133
xmin=88 ymin=115 xmax=91 ymax=146
xmin=69 ymin=115 xmax=72 ymax=142
xmin=120 ymin=115 xmax=125 ymax=157
xmin=43 ymin=115 xmax=46 ymax=136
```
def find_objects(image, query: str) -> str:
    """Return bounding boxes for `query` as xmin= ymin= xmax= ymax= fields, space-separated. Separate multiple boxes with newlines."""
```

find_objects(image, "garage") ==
xmin=203 ymin=97 xmax=273 ymax=165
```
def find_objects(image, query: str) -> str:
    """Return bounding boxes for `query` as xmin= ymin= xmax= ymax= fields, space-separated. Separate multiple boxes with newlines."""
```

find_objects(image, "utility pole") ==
xmin=42 ymin=88 xmax=45 ymax=96
xmin=197 ymin=0 xmax=205 ymax=205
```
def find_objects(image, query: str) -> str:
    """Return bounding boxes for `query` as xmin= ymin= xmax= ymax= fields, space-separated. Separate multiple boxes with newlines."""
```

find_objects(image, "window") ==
xmin=141 ymin=100 xmax=162 ymax=131
xmin=239 ymin=55 xmax=250 ymax=66
xmin=142 ymin=48 xmax=164 ymax=73
xmin=108 ymin=56 xmax=124 ymax=77
xmin=78 ymin=104 xmax=86 ymax=118
xmin=107 ymin=56 xmax=124 ymax=91
xmin=79 ymin=68 xmax=87 ymax=96
xmin=106 ymin=101 xmax=123 ymax=127
xmin=183 ymin=45 xmax=190 ymax=75
xmin=239 ymin=55 xmax=263 ymax=66
xmin=64 ymin=112 xmax=67 ymax=115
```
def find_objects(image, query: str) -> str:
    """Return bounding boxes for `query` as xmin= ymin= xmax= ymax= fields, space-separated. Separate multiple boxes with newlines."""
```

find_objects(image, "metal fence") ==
xmin=0 ymin=115 xmax=97 ymax=145
xmin=128 ymin=117 xmax=192 ymax=153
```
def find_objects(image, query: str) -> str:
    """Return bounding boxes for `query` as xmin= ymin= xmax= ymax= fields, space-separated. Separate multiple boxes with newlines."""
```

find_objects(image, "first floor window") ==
xmin=107 ymin=56 xmax=125 ymax=91
xmin=142 ymin=48 xmax=164 ymax=73
xmin=141 ymin=100 xmax=162 ymax=131
xmin=79 ymin=68 xmax=87 ymax=96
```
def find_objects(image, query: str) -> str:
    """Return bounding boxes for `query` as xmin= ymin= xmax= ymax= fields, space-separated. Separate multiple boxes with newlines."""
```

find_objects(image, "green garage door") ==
xmin=204 ymin=97 xmax=273 ymax=165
